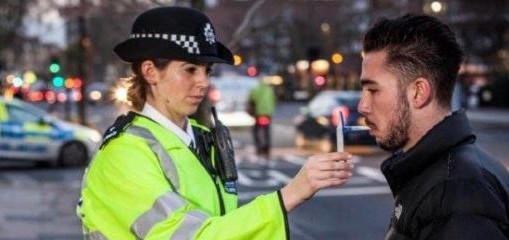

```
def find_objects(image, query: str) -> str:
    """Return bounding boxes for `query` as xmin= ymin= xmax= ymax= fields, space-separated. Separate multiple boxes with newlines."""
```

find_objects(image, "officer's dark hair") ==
xmin=127 ymin=58 xmax=171 ymax=111
xmin=363 ymin=13 xmax=463 ymax=108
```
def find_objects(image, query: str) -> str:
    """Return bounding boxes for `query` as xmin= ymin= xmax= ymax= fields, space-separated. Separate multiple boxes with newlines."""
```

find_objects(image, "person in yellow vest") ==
xmin=248 ymin=75 xmax=276 ymax=162
xmin=78 ymin=6 xmax=354 ymax=239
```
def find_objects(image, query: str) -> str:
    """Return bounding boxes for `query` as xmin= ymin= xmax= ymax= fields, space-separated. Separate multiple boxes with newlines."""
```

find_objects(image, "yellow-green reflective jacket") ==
xmin=78 ymin=114 xmax=288 ymax=239
xmin=249 ymin=82 xmax=276 ymax=116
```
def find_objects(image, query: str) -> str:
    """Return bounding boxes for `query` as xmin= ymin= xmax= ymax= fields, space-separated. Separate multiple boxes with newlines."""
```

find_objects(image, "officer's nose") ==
xmin=195 ymin=70 xmax=210 ymax=92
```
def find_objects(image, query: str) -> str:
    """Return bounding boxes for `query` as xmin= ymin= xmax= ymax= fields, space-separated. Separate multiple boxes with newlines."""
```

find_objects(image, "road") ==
xmin=0 ymin=101 xmax=507 ymax=239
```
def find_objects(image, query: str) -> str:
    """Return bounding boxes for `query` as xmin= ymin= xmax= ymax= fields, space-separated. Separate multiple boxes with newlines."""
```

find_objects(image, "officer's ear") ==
xmin=141 ymin=60 xmax=159 ymax=85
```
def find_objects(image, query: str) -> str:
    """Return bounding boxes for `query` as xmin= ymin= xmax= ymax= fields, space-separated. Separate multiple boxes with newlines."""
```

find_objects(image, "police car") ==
xmin=0 ymin=97 xmax=102 ymax=167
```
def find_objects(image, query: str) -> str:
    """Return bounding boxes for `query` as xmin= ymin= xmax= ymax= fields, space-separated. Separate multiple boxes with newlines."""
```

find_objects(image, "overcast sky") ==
xmin=20 ymin=0 xmax=222 ymax=49
xmin=23 ymin=0 xmax=67 ymax=48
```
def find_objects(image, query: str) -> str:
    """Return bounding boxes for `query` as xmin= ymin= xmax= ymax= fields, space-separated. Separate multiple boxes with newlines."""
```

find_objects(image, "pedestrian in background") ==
xmin=359 ymin=13 xmax=509 ymax=239
xmin=77 ymin=6 xmax=354 ymax=239
xmin=248 ymin=75 xmax=276 ymax=163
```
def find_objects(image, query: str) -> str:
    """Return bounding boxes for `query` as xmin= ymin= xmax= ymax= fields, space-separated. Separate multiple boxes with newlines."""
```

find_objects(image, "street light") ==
xmin=331 ymin=53 xmax=344 ymax=64
xmin=310 ymin=59 xmax=330 ymax=76
xmin=296 ymin=60 xmax=310 ymax=72
xmin=321 ymin=22 xmax=330 ymax=34
xmin=233 ymin=54 xmax=242 ymax=66
xmin=311 ymin=59 xmax=330 ymax=88
xmin=424 ymin=1 xmax=446 ymax=15
xmin=430 ymin=1 xmax=443 ymax=13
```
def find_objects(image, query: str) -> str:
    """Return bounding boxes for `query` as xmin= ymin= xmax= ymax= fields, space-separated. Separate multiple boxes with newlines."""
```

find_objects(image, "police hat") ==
xmin=114 ymin=7 xmax=233 ymax=64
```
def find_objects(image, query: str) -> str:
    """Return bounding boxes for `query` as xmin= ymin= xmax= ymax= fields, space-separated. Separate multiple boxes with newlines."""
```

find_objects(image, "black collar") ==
xmin=381 ymin=111 xmax=476 ymax=194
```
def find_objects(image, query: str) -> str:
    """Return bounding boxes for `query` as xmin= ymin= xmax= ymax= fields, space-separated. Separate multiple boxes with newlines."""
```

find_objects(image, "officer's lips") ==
xmin=189 ymin=95 xmax=205 ymax=104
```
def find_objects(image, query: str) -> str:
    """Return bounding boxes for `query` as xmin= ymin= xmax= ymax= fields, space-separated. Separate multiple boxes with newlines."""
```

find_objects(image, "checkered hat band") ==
xmin=131 ymin=33 xmax=200 ymax=54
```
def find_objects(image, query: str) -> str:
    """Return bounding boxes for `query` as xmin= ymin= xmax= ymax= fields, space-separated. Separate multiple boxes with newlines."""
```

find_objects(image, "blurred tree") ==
xmin=450 ymin=0 xmax=508 ymax=68
xmin=0 ymin=0 xmax=32 ymax=70
xmin=0 ymin=0 xmax=30 ymax=52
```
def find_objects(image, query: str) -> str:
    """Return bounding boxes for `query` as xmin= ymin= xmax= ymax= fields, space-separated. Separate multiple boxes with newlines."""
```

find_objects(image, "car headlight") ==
xmin=316 ymin=116 xmax=330 ymax=126
xmin=89 ymin=130 xmax=102 ymax=143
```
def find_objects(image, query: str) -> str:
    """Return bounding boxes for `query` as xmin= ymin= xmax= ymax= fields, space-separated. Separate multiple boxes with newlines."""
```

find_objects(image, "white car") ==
xmin=0 ymin=97 xmax=102 ymax=167
xmin=208 ymin=75 xmax=258 ymax=128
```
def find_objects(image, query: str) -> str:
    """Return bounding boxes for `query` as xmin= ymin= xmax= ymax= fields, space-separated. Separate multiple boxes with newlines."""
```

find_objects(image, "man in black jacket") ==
xmin=358 ymin=14 xmax=509 ymax=239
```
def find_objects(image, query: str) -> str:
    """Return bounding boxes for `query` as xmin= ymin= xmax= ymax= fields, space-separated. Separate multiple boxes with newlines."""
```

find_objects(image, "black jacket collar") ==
xmin=381 ymin=111 xmax=476 ymax=194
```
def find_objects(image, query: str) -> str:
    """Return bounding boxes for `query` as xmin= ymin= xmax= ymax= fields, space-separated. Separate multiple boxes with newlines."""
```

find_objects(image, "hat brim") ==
xmin=114 ymin=38 xmax=233 ymax=65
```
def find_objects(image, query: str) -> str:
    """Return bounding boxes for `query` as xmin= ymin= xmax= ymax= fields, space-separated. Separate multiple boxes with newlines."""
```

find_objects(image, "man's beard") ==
xmin=378 ymin=95 xmax=411 ymax=152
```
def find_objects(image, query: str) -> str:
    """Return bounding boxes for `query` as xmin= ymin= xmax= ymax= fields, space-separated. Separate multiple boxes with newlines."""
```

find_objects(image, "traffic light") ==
xmin=49 ymin=62 xmax=61 ymax=74
xmin=52 ymin=76 xmax=64 ymax=88
xmin=48 ymin=56 xmax=63 ymax=88
xmin=48 ymin=57 xmax=61 ymax=74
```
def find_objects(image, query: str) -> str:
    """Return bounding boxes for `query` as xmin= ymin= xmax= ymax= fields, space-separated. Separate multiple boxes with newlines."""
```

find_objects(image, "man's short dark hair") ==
xmin=363 ymin=14 xmax=463 ymax=108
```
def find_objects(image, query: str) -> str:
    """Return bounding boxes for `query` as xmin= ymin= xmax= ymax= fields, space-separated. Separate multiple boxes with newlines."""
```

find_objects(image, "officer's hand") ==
xmin=280 ymin=152 xmax=354 ymax=212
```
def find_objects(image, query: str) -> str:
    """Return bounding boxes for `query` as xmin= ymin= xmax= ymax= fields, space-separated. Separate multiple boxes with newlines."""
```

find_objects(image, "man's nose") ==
xmin=357 ymin=95 xmax=370 ymax=114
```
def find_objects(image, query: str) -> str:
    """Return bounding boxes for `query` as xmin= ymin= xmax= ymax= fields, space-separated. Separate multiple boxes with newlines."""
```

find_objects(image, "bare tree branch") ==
xmin=228 ymin=0 xmax=267 ymax=50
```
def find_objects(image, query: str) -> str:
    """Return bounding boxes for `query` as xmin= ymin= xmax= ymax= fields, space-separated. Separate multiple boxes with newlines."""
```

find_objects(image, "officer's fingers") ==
xmin=303 ymin=158 xmax=354 ymax=177
xmin=308 ymin=152 xmax=352 ymax=163
xmin=311 ymin=178 xmax=350 ymax=190
xmin=314 ymin=169 xmax=352 ymax=180
xmin=314 ymin=160 xmax=354 ymax=172
xmin=324 ymin=178 xmax=350 ymax=187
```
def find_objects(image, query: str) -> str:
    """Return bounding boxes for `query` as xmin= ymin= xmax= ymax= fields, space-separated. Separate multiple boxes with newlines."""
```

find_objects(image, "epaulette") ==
xmin=99 ymin=111 xmax=137 ymax=149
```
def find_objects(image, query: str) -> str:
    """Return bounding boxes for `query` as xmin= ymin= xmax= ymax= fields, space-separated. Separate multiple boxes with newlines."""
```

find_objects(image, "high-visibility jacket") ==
xmin=78 ymin=113 xmax=288 ymax=239
xmin=249 ymin=81 xmax=276 ymax=116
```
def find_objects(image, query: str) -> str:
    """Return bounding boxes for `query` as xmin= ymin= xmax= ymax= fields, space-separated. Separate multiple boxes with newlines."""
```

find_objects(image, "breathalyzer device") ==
xmin=336 ymin=113 xmax=371 ymax=152
xmin=336 ymin=112 xmax=345 ymax=152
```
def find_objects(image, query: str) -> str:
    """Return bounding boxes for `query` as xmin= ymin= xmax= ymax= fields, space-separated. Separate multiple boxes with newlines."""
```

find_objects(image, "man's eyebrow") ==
xmin=360 ymin=79 xmax=377 ymax=86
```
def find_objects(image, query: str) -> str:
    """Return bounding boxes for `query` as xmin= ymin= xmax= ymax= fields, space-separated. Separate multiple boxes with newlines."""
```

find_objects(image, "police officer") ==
xmin=78 ymin=6 xmax=354 ymax=239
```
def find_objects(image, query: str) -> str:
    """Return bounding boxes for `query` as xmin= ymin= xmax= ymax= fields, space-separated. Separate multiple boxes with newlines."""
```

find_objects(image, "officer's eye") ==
xmin=206 ymin=66 xmax=213 ymax=76
xmin=185 ymin=66 xmax=198 ymax=74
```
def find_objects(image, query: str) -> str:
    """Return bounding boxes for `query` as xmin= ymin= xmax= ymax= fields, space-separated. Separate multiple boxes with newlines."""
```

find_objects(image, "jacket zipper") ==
xmin=213 ymin=176 xmax=226 ymax=216
xmin=194 ymin=148 xmax=226 ymax=216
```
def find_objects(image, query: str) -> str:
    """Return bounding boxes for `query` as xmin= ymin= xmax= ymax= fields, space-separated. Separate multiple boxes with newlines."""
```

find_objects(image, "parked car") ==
xmin=293 ymin=90 xmax=376 ymax=152
xmin=208 ymin=75 xmax=258 ymax=128
xmin=0 ymin=97 xmax=102 ymax=167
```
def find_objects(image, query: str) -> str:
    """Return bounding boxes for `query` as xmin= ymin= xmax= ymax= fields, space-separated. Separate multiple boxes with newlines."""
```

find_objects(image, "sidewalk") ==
xmin=276 ymin=102 xmax=508 ymax=126
xmin=466 ymin=107 xmax=509 ymax=126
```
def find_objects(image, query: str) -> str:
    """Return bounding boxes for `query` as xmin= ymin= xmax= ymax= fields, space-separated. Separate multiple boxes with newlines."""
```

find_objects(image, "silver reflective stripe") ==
xmin=126 ymin=126 xmax=180 ymax=191
xmin=131 ymin=191 xmax=187 ymax=238
xmin=84 ymin=231 xmax=108 ymax=240
xmin=171 ymin=210 xmax=209 ymax=240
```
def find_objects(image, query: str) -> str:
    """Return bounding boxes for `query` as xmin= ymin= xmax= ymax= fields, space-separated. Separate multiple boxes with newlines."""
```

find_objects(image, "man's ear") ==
xmin=411 ymin=77 xmax=432 ymax=108
xmin=141 ymin=60 xmax=158 ymax=85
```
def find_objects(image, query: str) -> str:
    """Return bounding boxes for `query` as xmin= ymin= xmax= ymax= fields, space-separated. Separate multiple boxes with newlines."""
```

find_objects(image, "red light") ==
xmin=247 ymin=66 xmax=258 ymax=77
xmin=45 ymin=91 xmax=55 ymax=103
xmin=57 ymin=92 xmax=67 ymax=102
xmin=28 ymin=91 xmax=44 ymax=102
xmin=332 ymin=106 xmax=349 ymax=127
xmin=314 ymin=76 xmax=326 ymax=86
xmin=72 ymin=91 xmax=83 ymax=102
xmin=256 ymin=116 xmax=271 ymax=126
xmin=207 ymin=87 xmax=221 ymax=103
xmin=74 ymin=78 xmax=83 ymax=88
